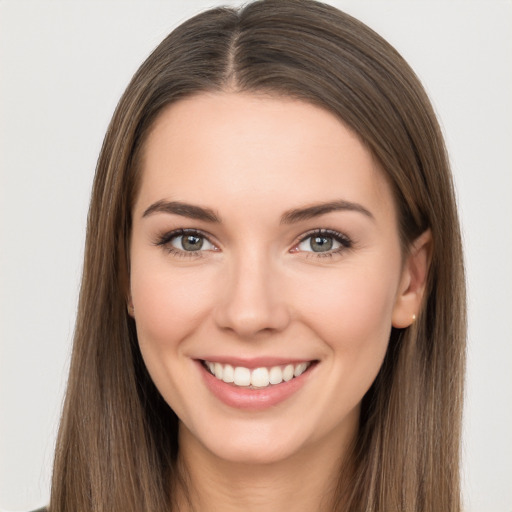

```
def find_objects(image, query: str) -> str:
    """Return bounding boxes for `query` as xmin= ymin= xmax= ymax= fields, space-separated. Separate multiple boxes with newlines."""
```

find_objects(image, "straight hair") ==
xmin=50 ymin=1 xmax=466 ymax=511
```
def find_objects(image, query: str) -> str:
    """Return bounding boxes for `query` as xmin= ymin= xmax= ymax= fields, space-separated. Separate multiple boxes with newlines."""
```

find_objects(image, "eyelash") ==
xmin=295 ymin=228 xmax=353 ymax=259
xmin=154 ymin=229 xmax=215 ymax=259
xmin=154 ymin=228 xmax=353 ymax=259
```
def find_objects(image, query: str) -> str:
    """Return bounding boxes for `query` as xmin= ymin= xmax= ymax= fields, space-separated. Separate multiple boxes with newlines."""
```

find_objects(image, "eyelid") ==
xmin=154 ymin=227 xmax=352 ymax=259
xmin=291 ymin=228 xmax=353 ymax=256
xmin=154 ymin=228 xmax=219 ymax=257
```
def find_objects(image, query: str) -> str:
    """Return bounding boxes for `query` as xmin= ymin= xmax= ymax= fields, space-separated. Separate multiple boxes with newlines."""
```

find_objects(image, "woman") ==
xmin=47 ymin=0 xmax=466 ymax=510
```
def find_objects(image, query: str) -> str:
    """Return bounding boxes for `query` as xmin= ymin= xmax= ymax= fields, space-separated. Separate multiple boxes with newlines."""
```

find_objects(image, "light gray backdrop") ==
xmin=1 ymin=1 xmax=511 ymax=511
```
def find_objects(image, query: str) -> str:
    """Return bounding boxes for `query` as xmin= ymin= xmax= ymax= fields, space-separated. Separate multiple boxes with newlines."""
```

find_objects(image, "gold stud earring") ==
xmin=412 ymin=314 xmax=416 ymax=321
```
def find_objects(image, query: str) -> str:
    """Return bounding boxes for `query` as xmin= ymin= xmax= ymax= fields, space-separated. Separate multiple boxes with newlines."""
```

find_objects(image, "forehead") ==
xmin=135 ymin=92 xmax=396 ymax=225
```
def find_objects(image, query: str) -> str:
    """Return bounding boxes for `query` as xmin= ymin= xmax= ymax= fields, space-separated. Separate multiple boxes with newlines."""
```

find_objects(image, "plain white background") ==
xmin=1 ymin=1 xmax=511 ymax=511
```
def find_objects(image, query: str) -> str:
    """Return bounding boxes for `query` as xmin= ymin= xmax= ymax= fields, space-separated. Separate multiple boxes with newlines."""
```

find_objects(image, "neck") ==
xmin=174 ymin=418 xmax=357 ymax=512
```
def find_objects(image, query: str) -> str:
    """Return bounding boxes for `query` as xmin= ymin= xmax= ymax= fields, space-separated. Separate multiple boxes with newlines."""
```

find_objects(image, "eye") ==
xmin=170 ymin=232 xmax=215 ymax=252
xmin=295 ymin=229 xmax=352 ymax=255
xmin=155 ymin=229 xmax=217 ymax=256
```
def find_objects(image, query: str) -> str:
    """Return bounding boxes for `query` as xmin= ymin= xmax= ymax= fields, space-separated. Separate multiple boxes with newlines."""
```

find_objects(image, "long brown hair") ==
xmin=50 ymin=1 xmax=466 ymax=510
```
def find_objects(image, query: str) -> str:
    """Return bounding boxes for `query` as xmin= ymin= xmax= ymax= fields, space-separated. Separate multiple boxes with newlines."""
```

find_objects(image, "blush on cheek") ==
xmin=131 ymin=268 xmax=216 ymax=348
xmin=301 ymin=270 xmax=395 ymax=347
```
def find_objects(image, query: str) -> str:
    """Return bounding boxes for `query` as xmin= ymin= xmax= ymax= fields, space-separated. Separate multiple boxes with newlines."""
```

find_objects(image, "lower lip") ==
xmin=197 ymin=361 xmax=316 ymax=410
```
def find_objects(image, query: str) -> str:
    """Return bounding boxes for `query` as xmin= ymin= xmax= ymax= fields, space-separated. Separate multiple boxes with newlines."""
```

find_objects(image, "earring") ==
xmin=412 ymin=314 xmax=416 ymax=321
xmin=127 ymin=303 xmax=135 ymax=315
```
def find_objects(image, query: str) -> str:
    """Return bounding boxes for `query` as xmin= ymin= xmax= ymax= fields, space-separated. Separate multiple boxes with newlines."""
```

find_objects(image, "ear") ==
xmin=392 ymin=229 xmax=432 ymax=328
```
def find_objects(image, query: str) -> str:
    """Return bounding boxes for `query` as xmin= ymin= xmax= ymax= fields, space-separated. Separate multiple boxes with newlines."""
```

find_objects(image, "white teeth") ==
xmin=204 ymin=360 xmax=312 ymax=388
xmin=269 ymin=366 xmax=283 ymax=385
xmin=222 ymin=364 xmax=234 ymax=383
xmin=283 ymin=364 xmax=294 ymax=382
xmin=214 ymin=362 xmax=223 ymax=380
xmin=294 ymin=362 xmax=308 ymax=377
xmin=233 ymin=366 xmax=251 ymax=386
xmin=251 ymin=367 xmax=269 ymax=387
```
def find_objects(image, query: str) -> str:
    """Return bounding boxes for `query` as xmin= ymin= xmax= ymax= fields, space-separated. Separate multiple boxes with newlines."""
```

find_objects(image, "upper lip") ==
xmin=197 ymin=356 xmax=316 ymax=369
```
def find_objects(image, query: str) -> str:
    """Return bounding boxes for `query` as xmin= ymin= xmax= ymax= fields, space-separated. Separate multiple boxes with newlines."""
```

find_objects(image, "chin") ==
xmin=205 ymin=436 xmax=308 ymax=466
xmin=180 ymin=411 xmax=338 ymax=467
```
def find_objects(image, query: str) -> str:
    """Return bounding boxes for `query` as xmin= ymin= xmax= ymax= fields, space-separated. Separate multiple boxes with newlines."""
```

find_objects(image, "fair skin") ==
xmin=128 ymin=92 xmax=430 ymax=512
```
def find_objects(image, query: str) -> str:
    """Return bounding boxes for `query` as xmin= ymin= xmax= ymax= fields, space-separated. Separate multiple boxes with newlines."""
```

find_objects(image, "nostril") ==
xmin=212 ymin=260 xmax=292 ymax=336
xmin=213 ymin=294 xmax=291 ymax=337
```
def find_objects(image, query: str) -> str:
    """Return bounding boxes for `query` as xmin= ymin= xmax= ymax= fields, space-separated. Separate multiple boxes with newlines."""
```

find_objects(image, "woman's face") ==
xmin=129 ymin=92 xmax=419 ymax=464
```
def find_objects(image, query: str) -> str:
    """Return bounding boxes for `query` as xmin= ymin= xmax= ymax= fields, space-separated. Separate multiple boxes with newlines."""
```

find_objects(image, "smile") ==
xmin=202 ymin=360 xmax=312 ymax=388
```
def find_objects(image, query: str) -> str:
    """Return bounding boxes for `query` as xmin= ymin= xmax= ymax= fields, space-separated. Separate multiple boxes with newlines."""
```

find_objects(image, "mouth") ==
xmin=197 ymin=357 xmax=318 ymax=409
xmin=201 ymin=359 xmax=316 ymax=389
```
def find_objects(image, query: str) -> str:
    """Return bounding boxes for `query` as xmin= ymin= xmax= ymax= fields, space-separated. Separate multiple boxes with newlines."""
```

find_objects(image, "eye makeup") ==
xmin=153 ymin=226 xmax=354 ymax=260
xmin=153 ymin=228 xmax=217 ymax=258
xmin=292 ymin=228 xmax=353 ymax=259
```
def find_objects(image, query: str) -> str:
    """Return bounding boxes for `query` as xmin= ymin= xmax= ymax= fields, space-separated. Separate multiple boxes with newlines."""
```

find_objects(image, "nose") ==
xmin=213 ymin=251 xmax=291 ymax=338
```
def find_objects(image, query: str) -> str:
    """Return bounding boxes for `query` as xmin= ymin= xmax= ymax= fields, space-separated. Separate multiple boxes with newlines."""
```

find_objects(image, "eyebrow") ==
xmin=142 ymin=200 xmax=220 ymax=222
xmin=142 ymin=199 xmax=374 ymax=224
xmin=280 ymin=200 xmax=374 ymax=224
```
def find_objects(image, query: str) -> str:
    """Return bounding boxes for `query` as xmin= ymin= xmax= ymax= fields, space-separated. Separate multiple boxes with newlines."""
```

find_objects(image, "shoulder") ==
xmin=29 ymin=508 xmax=47 ymax=512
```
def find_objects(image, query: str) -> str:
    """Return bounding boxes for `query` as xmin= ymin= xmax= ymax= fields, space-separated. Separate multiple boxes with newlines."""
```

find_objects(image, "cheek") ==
xmin=289 ymin=263 xmax=400 ymax=427
xmin=294 ymin=261 xmax=399 ymax=357
xmin=129 ymin=259 xmax=220 ymax=416
xmin=129 ymin=259 xmax=217 ymax=352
